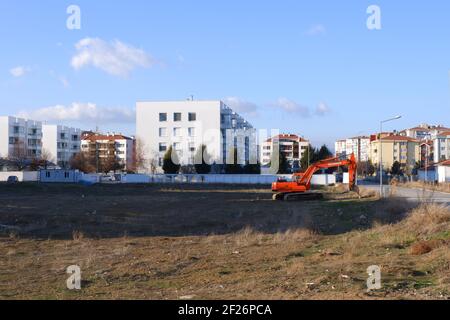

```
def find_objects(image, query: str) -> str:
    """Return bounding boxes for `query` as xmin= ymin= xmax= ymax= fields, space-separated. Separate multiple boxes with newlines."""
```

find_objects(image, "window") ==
xmin=188 ymin=127 xmax=195 ymax=137
xmin=159 ymin=113 xmax=167 ymax=122
xmin=173 ymin=127 xmax=182 ymax=137
xmin=174 ymin=113 xmax=182 ymax=122
xmin=159 ymin=128 xmax=167 ymax=137
xmin=189 ymin=142 xmax=196 ymax=152
xmin=159 ymin=143 xmax=167 ymax=152
xmin=188 ymin=113 xmax=197 ymax=122
xmin=158 ymin=158 xmax=163 ymax=166
xmin=173 ymin=142 xmax=181 ymax=151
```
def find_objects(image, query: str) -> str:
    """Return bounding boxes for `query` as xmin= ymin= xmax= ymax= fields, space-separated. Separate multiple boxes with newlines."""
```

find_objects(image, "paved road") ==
xmin=360 ymin=184 xmax=450 ymax=205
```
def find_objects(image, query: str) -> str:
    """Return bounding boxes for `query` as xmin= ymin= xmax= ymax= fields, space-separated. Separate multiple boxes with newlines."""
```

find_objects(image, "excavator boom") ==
xmin=272 ymin=153 xmax=357 ymax=201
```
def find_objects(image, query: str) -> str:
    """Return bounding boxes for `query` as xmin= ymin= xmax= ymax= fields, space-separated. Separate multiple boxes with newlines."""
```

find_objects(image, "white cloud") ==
xmin=224 ymin=97 xmax=259 ymax=117
xmin=315 ymin=102 xmax=331 ymax=116
xmin=270 ymin=98 xmax=332 ymax=118
xmin=17 ymin=103 xmax=135 ymax=124
xmin=271 ymin=98 xmax=311 ymax=117
xmin=71 ymin=37 xmax=155 ymax=77
xmin=10 ymin=66 xmax=31 ymax=77
xmin=305 ymin=24 xmax=326 ymax=36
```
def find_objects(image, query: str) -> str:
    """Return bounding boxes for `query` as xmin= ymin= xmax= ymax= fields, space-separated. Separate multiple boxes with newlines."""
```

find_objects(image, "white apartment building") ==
xmin=42 ymin=125 xmax=81 ymax=168
xmin=400 ymin=124 xmax=450 ymax=140
xmin=81 ymin=133 xmax=135 ymax=171
xmin=260 ymin=134 xmax=309 ymax=170
xmin=136 ymin=100 xmax=255 ymax=172
xmin=433 ymin=131 xmax=450 ymax=163
xmin=0 ymin=116 xmax=42 ymax=159
xmin=335 ymin=136 xmax=370 ymax=162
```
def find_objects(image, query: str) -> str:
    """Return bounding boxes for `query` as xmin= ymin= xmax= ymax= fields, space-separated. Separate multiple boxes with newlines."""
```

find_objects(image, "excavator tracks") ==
xmin=272 ymin=192 xmax=324 ymax=201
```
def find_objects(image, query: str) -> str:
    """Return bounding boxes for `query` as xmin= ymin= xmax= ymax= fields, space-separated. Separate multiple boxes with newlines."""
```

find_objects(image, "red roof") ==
xmin=438 ymin=160 xmax=450 ymax=167
xmin=266 ymin=134 xmax=308 ymax=143
xmin=379 ymin=135 xmax=419 ymax=142
xmin=437 ymin=131 xmax=450 ymax=136
xmin=82 ymin=133 xmax=132 ymax=141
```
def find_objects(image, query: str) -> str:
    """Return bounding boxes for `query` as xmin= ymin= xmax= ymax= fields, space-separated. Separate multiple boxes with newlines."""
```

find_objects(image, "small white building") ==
xmin=0 ymin=116 xmax=42 ymax=159
xmin=42 ymin=125 xmax=81 ymax=168
xmin=136 ymin=100 xmax=256 ymax=172
xmin=418 ymin=160 xmax=450 ymax=183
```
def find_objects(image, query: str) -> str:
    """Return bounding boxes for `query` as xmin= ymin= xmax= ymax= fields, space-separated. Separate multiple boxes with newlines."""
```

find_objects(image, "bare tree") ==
xmin=69 ymin=152 xmax=96 ymax=173
xmin=40 ymin=148 xmax=53 ymax=169
xmin=8 ymin=139 xmax=29 ymax=171
xmin=130 ymin=137 xmax=147 ymax=173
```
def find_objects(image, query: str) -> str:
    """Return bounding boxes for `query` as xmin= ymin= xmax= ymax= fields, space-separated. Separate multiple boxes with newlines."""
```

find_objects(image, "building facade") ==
xmin=260 ymin=134 xmax=309 ymax=171
xmin=335 ymin=136 xmax=370 ymax=162
xmin=433 ymin=131 xmax=450 ymax=163
xmin=81 ymin=133 xmax=135 ymax=172
xmin=136 ymin=100 xmax=255 ymax=172
xmin=369 ymin=135 xmax=420 ymax=173
xmin=0 ymin=116 xmax=42 ymax=159
xmin=42 ymin=125 xmax=81 ymax=168
xmin=400 ymin=124 xmax=450 ymax=141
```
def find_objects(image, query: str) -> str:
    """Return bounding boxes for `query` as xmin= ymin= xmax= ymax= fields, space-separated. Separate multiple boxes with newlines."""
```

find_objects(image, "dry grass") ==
xmin=402 ymin=181 xmax=450 ymax=194
xmin=0 ymin=184 xmax=449 ymax=300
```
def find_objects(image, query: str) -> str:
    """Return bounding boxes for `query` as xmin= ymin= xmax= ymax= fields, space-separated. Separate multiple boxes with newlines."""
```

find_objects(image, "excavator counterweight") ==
xmin=272 ymin=154 xmax=357 ymax=201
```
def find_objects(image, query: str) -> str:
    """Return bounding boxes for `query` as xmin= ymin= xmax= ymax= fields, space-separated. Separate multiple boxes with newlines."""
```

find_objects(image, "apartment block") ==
xmin=42 ymin=125 xmax=81 ymax=168
xmin=400 ymin=124 xmax=450 ymax=140
xmin=136 ymin=100 xmax=255 ymax=172
xmin=0 ymin=116 xmax=42 ymax=159
xmin=335 ymin=136 xmax=370 ymax=162
xmin=261 ymin=134 xmax=309 ymax=171
xmin=433 ymin=131 xmax=450 ymax=163
xmin=369 ymin=135 xmax=420 ymax=172
xmin=81 ymin=133 xmax=135 ymax=171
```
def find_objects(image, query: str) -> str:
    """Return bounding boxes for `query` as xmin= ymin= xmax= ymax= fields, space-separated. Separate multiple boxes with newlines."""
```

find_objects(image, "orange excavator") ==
xmin=272 ymin=154 xmax=357 ymax=201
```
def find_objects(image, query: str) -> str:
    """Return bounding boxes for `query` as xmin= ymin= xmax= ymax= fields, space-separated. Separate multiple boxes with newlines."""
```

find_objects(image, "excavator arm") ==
xmin=272 ymin=153 xmax=357 ymax=201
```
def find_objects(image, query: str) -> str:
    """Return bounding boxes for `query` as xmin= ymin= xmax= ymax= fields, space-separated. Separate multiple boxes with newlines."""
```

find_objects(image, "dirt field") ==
xmin=0 ymin=183 xmax=449 ymax=300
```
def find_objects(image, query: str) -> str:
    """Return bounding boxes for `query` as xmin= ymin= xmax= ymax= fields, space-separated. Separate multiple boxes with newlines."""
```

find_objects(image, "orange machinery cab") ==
xmin=272 ymin=172 xmax=309 ymax=193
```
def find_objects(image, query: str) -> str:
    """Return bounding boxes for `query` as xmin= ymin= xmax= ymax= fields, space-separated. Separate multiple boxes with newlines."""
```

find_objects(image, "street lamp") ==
xmin=379 ymin=115 xmax=402 ymax=198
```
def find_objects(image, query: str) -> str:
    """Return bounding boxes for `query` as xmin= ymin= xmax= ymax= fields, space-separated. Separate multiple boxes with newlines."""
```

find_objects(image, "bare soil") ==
xmin=0 ymin=183 xmax=449 ymax=300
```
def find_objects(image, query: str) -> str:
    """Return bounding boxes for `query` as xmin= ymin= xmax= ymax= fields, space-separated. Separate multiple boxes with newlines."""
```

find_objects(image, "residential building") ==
xmin=419 ymin=140 xmax=434 ymax=168
xmin=81 ymin=133 xmax=135 ymax=172
xmin=433 ymin=131 xmax=450 ymax=163
xmin=260 ymin=134 xmax=309 ymax=171
xmin=369 ymin=135 xmax=420 ymax=173
xmin=42 ymin=125 xmax=81 ymax=168
xmin=335 ymin=136 xmax=370 ymax=162
xmin=0 ymin=116 xmax=42 ymax=159
xmin=400 ymin=124 xmax=450 ymax=140
xmin=136 ymin=100 xmax=255 ymax=172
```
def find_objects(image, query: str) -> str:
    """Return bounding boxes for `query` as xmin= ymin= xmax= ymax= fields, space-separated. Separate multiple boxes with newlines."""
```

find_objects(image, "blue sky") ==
xmin=0 ymin=0 xmax=449 ymax=148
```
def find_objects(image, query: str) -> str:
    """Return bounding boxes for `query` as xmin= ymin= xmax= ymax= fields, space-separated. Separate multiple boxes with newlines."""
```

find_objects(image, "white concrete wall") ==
xmin=0 ymin=171 xmax=38 ymax=182
xmin=42 ymin=125 xmax=58 ymax=163
xmin=0 ymin=117 xmax=9 ymax=158
xmin=122 ymin=174 xmax=337 ymax=185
